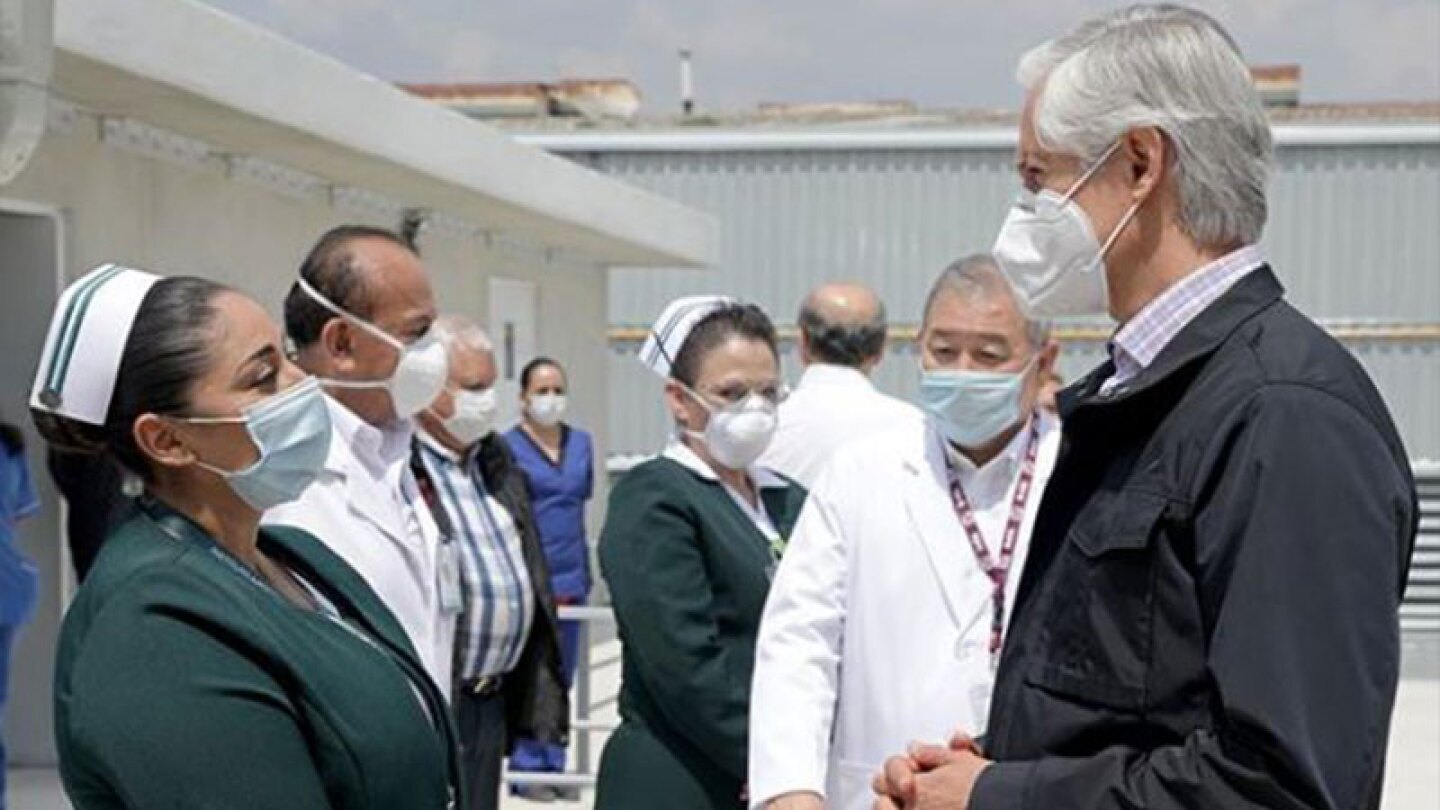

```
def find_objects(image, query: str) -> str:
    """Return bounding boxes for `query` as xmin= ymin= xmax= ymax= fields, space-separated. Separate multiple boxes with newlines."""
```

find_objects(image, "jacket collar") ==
xmin=661 ymin=438 xmax=791 ymax=491
xmin=416 ymin=425 xmax=474 ymax=467
xmin=260 ymin=524 xmax=463 ymax=790
xmin=1109 ymin=245 xmax=1265 ymax=375
xmin=1067 ymin=265 xmax=1286 ymax=412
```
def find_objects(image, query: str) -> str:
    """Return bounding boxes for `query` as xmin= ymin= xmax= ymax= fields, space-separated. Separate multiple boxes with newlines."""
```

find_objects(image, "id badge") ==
xmin=437 ymin=542 xmax=463 ymax=614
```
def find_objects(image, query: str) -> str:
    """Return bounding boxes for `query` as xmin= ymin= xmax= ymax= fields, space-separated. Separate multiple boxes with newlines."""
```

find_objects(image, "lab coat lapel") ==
xmin=900 ymin=423 xmax=993 ymax=634
xmin=332 ymin=438 xmax=410 ymax=547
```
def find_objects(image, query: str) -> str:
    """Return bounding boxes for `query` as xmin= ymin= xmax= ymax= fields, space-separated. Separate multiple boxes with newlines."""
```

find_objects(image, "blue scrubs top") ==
xmin=0 ymin=444 xmax=40 ymax=625
xmin=503 ymin=425 xmax=594 ymax=601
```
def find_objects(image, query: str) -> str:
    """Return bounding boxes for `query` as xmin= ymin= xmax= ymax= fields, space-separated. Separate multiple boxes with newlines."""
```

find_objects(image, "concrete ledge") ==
xmin=521 ymin=124 xmax=1440 ymax=154
xmin=51 ymin=0 xmax=718 ymax=268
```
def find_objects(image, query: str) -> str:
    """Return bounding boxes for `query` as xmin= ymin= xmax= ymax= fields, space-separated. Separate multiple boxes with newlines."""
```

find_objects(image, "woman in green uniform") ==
xmin=29 ymin=264 xmax=462 ymax=810
xmin=596 ymin=297 xmax=807 ymax=809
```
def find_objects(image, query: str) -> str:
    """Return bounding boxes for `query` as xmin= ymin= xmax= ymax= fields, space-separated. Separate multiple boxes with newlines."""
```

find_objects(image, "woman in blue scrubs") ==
xmin=504 ymin=358 xmax=593 ymax=797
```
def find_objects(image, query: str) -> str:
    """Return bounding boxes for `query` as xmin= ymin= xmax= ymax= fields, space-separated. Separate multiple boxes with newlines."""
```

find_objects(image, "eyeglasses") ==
xmin=694 ymin=382 xmax=789 ymax=408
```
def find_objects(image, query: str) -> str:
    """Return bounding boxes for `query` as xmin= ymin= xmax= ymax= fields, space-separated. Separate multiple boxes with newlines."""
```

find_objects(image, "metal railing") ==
xmin=503 ymin=605 xmax=617 ymax=790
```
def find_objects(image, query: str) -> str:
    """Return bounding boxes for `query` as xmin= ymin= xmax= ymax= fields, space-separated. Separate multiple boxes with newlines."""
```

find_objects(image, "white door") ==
xmin=1 ymin=201 xmax=66 ymax=765
xmin=487 ymin=278 xmax=538 ymax=430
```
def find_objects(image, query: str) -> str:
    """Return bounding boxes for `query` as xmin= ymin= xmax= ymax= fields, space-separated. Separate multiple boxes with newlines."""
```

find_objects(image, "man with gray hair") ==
xmin=758 ymin=282 xmax=920 ymax=487
xmin=749 ymin=256 xmax=1060 ymax=810
xmin=875 ymin=6 xmax=1416 ymax=810
xmin=410 ymin=315 xmax=569 ymax=810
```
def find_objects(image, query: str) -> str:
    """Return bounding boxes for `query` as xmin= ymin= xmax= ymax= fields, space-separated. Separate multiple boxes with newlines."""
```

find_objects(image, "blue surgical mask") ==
xmin=918 ymin=360 xmax=1034 ymax=449
xmin=181 ymin=376 xmax=333 ymax=510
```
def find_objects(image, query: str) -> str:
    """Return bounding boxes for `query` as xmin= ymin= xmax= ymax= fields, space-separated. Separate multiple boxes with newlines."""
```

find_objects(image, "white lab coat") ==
xmin=748 ymin=411 xmax=1060 ymax=810
xmin=264 ymin=395 xmax=455 ymax=699
xmin=759 ymin=364 xmax=923 ymax=489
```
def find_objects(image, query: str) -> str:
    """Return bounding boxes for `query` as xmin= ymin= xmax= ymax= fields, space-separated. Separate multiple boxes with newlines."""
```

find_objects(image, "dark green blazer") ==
xmin=54 ymin=502 xmax=462 ymax=810
xmin=596 ymin=455 xmax=807 ymax=810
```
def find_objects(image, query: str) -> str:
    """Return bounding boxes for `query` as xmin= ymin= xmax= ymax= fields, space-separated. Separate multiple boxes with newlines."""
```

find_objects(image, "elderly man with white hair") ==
xmin=874 ymin=5 xmax=1417 ymax=810
xmin=749 ymin=256 xmax=1060 ymax=810
xmin=411 ymin=316 xmax=569 ymax=810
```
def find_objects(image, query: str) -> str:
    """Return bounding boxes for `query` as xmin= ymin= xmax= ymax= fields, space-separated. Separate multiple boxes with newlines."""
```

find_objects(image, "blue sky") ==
xmin=200 ymin=0 xmax=1440 ymax=114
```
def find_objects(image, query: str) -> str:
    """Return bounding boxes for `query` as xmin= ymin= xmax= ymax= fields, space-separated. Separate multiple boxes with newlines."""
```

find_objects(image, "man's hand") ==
xmin=948 ymin=732 xmax=984 ymax=757
xmin=872 ymin=742 xmax=991 ymax=810
xmin=766 ymin=790 xmax=824 ymax=810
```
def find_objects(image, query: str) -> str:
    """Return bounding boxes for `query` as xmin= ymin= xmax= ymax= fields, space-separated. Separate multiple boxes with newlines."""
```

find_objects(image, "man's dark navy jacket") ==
xmin=976 ymin=266 xmax=1418 ymax=810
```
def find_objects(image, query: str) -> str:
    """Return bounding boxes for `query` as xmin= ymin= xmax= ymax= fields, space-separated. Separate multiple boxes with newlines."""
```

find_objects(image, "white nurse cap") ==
xmin=30 ymin=264 xmax=162 ymax=426
xmin=638 ymin=295 xmax=736 ymax=379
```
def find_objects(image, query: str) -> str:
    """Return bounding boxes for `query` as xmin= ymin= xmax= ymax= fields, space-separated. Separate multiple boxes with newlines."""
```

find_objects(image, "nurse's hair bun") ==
xmin=31 ymin=410 xmax=109 ymax=455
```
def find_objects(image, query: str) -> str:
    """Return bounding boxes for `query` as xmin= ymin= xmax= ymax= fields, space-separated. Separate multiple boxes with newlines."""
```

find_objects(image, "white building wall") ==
xmin=1 ymin=118 xmax=611 ymax=763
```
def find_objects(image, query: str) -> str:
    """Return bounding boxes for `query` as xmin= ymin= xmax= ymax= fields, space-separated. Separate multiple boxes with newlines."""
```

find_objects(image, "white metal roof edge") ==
xmin=52 ymin=0 xmax=717 ymax=268
xmin=520 ymin=123 xmax=1440 ymax=154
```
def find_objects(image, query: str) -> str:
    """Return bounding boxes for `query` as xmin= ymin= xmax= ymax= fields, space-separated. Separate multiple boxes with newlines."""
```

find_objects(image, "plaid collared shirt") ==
xmin=1102 ymin=245 xmax=1266 ymax=394
xmin=417 ymin=437 xmax=534 ymax=683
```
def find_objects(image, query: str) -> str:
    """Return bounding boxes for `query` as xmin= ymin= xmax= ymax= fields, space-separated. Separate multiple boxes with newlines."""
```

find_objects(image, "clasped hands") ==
xmin=763 ymin=731 xmax=990 ymax=810
xmin=870 ymin=732 xmax=991 ymax=810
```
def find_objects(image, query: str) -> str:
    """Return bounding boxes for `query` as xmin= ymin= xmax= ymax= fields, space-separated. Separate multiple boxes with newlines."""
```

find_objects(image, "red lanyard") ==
xmin=943 ymin=418 xmax=1041 ymax=663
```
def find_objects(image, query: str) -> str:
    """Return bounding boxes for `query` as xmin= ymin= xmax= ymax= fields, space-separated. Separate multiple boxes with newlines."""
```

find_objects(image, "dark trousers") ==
xmin=510 ymin=615 xmax=581 ymax=772
xmin=456 ymin=684 xmax=507 ymax=810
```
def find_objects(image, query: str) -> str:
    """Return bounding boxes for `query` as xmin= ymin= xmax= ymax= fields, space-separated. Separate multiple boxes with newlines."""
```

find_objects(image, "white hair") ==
xmin=924 ymin=254 xmax=1052 ymax=349
xmin=1018 ymin=4 xmax=1273 ymax=249
xmin=434 ymin=314 xmax=493 ymax=359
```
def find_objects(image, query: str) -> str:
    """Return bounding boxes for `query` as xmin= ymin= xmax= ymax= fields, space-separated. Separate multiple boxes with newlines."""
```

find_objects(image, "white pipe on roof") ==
xmin=521 ymin=123 xmax=1440 ymax=154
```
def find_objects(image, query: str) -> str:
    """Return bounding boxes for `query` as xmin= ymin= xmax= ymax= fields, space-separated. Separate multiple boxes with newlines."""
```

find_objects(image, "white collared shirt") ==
xmin=759 ymin=364 xmax=924 ymax=489
xmin=264 ymin=394 xmax=455 ymax=699
xmin=942 ymin=411 xmax=1058 ymax=628
xmin=662 ymin=438 xmax=790 ymax=545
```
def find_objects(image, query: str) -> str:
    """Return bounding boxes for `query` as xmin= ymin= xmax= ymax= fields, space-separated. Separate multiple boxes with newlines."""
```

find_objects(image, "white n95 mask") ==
xmin=296 ymin=277 xmax=449 ymax=419
xmin=684 ymin=389 xmax=778 ymax=471
xmin=440 ymin=387 xmax=498 ymax=447
xmin=992 ymin=140 xmax=1140 ymax=319
xmin=527 ymin=393 xmax=568 ymax=428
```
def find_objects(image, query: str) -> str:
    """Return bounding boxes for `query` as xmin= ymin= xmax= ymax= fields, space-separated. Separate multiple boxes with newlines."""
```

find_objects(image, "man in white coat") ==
xmin=759 ymin=283 xmax=921 ymax=488
xmin=748 ymin=254 xmax=1061 ymax=810
xmin=265 ymin=225 xmax=457 ymax=696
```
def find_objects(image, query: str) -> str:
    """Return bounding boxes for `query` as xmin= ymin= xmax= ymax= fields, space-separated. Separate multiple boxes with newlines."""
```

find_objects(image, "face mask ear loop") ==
xmin=296 ymin=276 xmax=405 ymax=353
xmin=165 ymin=415 xmax=261 ymax=479
xmin=680 ymin=384 xmax=719 ymax=414
xmin=669 ymin=382 xmax=717 ymax=440
xmin=1096 ymin=199 xmax=1143 ymax=261
xmin=1062 ymin=139 xmax=1125 ymax=203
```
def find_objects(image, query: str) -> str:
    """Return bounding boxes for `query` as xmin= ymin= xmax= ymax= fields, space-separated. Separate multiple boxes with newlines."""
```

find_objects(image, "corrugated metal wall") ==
xmin=560 ymin=137 xmax=1440 ymax=460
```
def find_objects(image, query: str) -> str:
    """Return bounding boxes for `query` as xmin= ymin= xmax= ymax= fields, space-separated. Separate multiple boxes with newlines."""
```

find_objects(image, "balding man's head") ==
xmin=797 ymin=282 xmax=888 ymax=371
